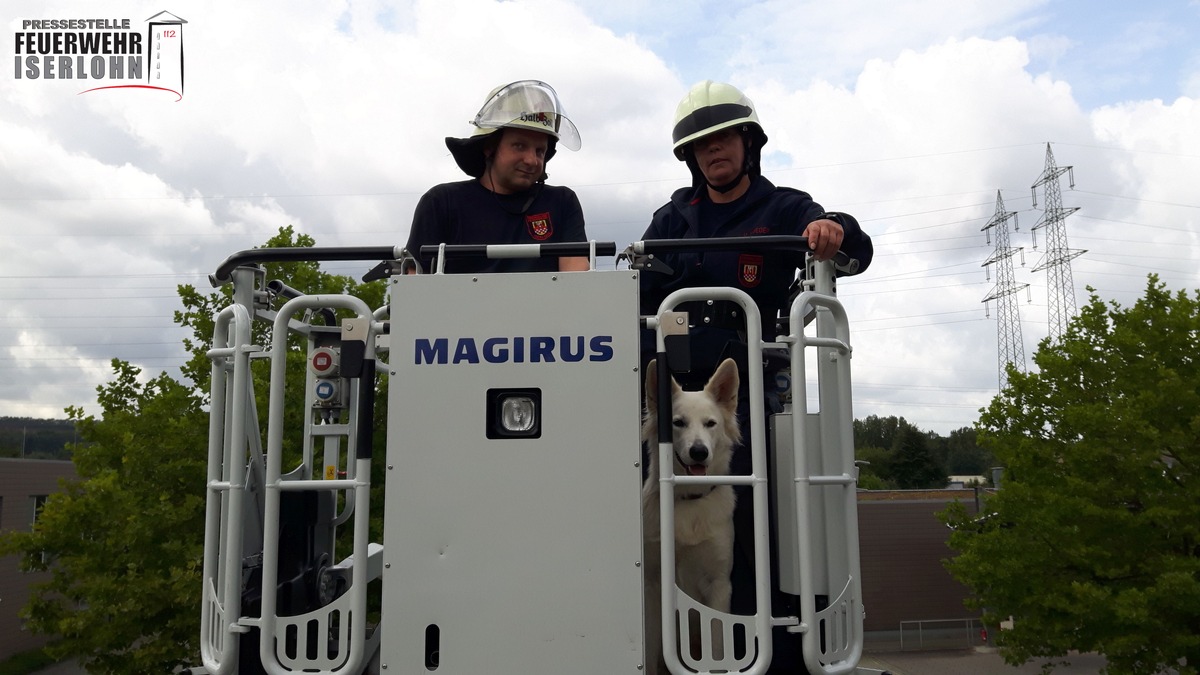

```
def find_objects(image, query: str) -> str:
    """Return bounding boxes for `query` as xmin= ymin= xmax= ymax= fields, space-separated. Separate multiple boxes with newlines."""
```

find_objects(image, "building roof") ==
xmin=145 ymin=11 xmax=187 ymax=24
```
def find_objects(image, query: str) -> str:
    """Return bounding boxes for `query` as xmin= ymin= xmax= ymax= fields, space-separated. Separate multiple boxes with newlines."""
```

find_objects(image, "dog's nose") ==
xmin=689 ymin=443 xmax=709 ymax=463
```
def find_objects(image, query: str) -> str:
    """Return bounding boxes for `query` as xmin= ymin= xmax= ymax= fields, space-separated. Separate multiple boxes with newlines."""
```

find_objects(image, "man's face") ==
xmin=692 ymin=127 xmax=745 ymax=187
xmin=485 ymin=127 xmax=550 ymax=194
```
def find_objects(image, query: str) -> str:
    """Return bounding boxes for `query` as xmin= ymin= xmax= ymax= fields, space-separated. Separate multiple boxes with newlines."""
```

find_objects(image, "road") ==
xmin=861 ymin=648 xmax=1110 ymax=674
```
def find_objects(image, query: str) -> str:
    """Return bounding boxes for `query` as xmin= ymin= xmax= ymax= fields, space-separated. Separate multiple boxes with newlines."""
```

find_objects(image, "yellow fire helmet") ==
xmin=670 ymin=80 xmax=769 ymax=189
xmin=446 ymin=80 xmax=581 ymax=178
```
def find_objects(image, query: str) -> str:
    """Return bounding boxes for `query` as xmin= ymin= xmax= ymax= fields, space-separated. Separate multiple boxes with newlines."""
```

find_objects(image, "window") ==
xmin=30 ymin=494 xmax=48 ymax=528
xmin=29 ymin=495 xmax=49 ymax=565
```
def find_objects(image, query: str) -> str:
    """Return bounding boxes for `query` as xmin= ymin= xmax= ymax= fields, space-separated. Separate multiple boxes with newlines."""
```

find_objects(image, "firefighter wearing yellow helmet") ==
xmin=405 ymin=80 xmax=588 ymax=273
xmin=639 ymin=81 xmax=874 ymax=673
xmin=670 ymin=80 xmax=769 ymax=191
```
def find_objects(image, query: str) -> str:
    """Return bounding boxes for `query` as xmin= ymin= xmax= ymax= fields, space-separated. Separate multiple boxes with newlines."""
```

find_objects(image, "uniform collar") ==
xmin=672 ymin=175 xmax=776 ymax=235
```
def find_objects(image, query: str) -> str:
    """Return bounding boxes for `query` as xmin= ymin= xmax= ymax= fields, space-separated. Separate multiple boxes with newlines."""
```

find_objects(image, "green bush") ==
xmin=0 ymin=645 xmax=57 ymax=675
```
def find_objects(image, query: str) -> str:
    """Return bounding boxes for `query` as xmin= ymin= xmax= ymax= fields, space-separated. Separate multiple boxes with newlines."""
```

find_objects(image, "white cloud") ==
xmin=2 ymin=0 xmax=1199 ymax=436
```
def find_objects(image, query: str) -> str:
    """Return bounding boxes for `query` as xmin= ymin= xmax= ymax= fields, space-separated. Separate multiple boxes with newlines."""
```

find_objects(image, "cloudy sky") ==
xmin=3 ymin=0 xmax=1199 ymax=435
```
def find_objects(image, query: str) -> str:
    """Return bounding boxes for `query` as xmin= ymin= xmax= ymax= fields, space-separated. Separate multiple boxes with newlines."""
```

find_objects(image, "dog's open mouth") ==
xmin=675 ymin=451 xmax=709 ymax=476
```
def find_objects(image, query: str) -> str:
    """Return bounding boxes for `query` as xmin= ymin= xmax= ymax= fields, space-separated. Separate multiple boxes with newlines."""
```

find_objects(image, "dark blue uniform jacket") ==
xmin=406 ymin=179 xmax=586 ymax=274
xmin=639 ymin=175 xmax=873 ymax=380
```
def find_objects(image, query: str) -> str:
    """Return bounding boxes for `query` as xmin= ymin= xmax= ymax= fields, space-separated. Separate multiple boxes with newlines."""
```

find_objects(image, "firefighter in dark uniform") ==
xmin=406 ymin=80 xmax=589 ymax=274
xmin=639 ymin=80 xmax=874 ymax=673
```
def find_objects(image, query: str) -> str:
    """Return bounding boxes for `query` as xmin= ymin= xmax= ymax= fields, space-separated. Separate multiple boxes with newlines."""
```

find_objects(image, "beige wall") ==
xmin=0 ymin=458 xmax=77 ymax=661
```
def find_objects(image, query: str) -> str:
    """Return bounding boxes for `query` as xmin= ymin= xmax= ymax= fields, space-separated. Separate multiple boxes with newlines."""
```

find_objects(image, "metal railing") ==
xmin=898 ymin=618 xmax=987 ymax=651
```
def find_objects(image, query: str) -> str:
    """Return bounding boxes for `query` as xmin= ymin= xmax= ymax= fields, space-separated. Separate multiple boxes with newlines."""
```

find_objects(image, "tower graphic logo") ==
xmin=143 ymin=11 xmax=186 ymax=98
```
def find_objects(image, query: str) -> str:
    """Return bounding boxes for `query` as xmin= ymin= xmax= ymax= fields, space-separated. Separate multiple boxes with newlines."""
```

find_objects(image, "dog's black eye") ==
xmin=704 ymin=419 xmax=718 ymax=428
xmin=672 ymin=418 xmax=686 ymax=428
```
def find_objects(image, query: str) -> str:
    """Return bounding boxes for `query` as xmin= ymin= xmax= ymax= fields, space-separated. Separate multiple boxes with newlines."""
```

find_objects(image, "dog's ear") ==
xmin=705 ymin=358 xmax=740 ymax=413
xmin=644 ymin=359 xmax=658 ymax=413
xmin=644 ymin=359 xmax=683 ymax=415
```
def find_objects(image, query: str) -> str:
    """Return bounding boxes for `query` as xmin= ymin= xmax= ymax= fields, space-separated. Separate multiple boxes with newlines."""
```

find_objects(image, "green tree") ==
xmin=854 ymin=445 xmax=896 ymax=490
xmin=923 ymin=428 xmax=950 ymax=473
xmin=890 ymin=423 xmax=946 ymax=489
xmin=943 ymin=426 xmax=993 ymax=477
xmin=0 ymin=227 xmax=389 ymax=674
xmin=0 ymin=362 xmax=208 ymax=674
xmin=943 ymin=277 xmax=1200 ymax=674
xmin=853 ymin=416 xmax=946 ymax=489
xmin=853 ymin=414 xmax=904 ymax=451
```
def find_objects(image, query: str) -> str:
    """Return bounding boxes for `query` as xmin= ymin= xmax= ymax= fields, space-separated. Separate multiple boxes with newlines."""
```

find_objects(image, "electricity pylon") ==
xmin=1030 ymin=143 xmax=1085 ymax=341
xmin=982 ymin=191 xmax=1028 ymax=389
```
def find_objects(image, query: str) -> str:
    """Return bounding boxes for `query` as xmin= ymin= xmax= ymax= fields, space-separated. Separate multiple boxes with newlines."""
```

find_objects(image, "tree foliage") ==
xmin=853 ymin=414 xmax=905 ymax=452
xmin=853 ymin=414 xmax=963 ymax=489
xmin=943 ymin=277 xmax=1200 ymax=674
xmin=942 ymin=426 xmax=991 ymax=475
xmin=0 ymin=362 xmax=208 ymax=674
xmin=890 ymin=424 xmax=947 ymax=489
xmin=0 ymin=417 xmax=76 ymax=459
xmin=0 ymin=227 xmax=388 ymax=674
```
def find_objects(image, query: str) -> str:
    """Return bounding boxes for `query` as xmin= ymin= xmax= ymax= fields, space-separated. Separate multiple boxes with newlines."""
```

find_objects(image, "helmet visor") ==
xmin=473 ymin=80 xmax=581 ymax=151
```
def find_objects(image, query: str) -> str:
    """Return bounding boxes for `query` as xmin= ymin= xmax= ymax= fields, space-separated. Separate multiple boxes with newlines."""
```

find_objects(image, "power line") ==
xmin=1053 ymin=142 xmax=1200 ymax=161
xmin=1072 ymin=189 xmax=1200 ymax=211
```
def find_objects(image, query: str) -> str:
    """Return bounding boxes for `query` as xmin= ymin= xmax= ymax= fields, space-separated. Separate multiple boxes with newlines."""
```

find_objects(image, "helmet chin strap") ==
xmin=705 ymin=134 xmax=754 ymax=194
xmin=707 ymin=166 xmax=747 ymax=194
xmin=485 ymin=157 xmax=542 ymax=215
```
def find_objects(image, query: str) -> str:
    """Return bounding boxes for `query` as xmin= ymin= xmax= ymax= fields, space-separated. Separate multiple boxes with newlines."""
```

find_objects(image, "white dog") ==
xmin=642 ymin=358 xmax=740 ymax=675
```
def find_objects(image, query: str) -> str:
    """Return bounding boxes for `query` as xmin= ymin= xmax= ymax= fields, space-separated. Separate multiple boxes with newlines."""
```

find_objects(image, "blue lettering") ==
xmin=531 ymin=336 xmax=555 ymax=363
xmin=415 ymin=338 xmax=448 ymax=364
xmin=413 ymin=335 xmax=613 ymax=364
xmin=559 ymin=335 xmax=585 ymax=362
xmin=453 ymin=338 xmax=480 ymax=364
xmin=483 ymin=337 xmax=509 ymax=363
xmin=589 ymin=336 xmax=614 ymax=362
